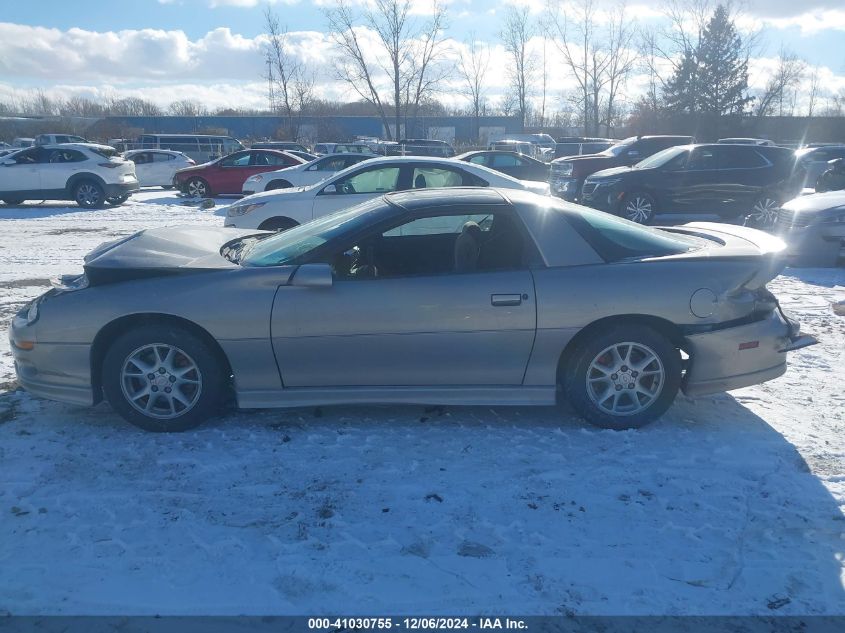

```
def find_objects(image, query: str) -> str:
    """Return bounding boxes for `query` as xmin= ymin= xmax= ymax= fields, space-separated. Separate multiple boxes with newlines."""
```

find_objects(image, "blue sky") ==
xmin=0 ymin=0 xmax=844 ymax=113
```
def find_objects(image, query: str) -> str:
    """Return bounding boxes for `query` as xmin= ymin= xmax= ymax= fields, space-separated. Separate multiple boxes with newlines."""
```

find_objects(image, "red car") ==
xmin=174 ymin=149 xmax=305 ymax=197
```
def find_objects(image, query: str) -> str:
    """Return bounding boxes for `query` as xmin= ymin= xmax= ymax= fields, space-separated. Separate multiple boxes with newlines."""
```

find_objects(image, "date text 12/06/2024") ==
xmin=307 ymin=618 xmax=528 ymax=630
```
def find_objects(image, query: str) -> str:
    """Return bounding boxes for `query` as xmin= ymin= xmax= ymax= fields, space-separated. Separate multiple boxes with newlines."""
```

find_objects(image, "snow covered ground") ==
xmin=0 ymin=191 xmax=844 ymax=616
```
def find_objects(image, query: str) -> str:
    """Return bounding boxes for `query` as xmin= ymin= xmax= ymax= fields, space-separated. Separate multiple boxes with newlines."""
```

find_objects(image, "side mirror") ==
xmin=322 ymin=183 xmax=338 ymax=194
xmin=291 ymin=263 xmax=333 ymax=288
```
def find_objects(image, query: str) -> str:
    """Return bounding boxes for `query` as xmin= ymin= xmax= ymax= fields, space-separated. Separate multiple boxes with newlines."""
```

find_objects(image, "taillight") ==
xmin=98 ymin=162 xmax=120 ymax=168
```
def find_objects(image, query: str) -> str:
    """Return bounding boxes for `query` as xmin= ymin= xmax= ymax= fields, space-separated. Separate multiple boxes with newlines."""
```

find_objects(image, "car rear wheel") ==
xmin=266 ymin=179 xmax=292 ymax=191
xmin=258 ymin=217 xmax=299 ymax=232
xmin=74 ymin=181 xmax=105 ymax=209
xmin=563 ymin=324 xmax=681 ymax=430
xmin=185 ymin=177 xmax=210 ymax=198
xmin=105 ymin=194 xmax=130 ymax=206
xmin=621 ymin=192 xmax=656 ymax=224
xmin=744 ymin=195 xmax=780 ymax=229
xmin=102 ymin=325 xmax=227 ymax=432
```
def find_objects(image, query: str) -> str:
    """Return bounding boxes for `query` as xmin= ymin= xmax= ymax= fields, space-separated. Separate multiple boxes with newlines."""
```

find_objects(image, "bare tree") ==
xmin=402 ymin=1 xmax=451 ymax=131
xmin=264 ymin=6 xmax=304 ymax=121
xmin=457 ymin=33 xmax=490 ymax=141
xmin=168 ymin=99 xmax=208 ymax=117
xmin=602 ymin=3 xmax=637 ymax=132
xmin=500 ymin=6 xmax=536 ymax=129
xmin=806 ymin=67 xmax=821 ymax=117
xmin=755 ymin=48 xmax=805 ymax=117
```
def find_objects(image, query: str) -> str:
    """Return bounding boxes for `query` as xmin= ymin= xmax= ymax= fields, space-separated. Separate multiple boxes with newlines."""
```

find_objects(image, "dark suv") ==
xmin=580 ymin=144 xmax=805 ymax=225
xmin=550 ymin=135 xmax=692 ymax=200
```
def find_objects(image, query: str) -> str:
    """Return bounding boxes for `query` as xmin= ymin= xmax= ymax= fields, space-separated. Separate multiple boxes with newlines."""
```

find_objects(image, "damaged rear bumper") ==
xmin=681 ymin=309 xmax=817 ymax=397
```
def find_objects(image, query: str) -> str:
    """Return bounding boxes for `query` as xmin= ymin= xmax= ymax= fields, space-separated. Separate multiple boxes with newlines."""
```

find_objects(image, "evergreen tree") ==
xmin=661 ymin=4 xmax=751 ymax=116
xmin=697 ymin=4 xmax=751 ymax=116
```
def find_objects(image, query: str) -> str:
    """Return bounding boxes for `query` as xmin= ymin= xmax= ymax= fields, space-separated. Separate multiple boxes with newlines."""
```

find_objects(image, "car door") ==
xmin=128 ymin=152 xmax=155 ymax=186
xmin=489 ymin=153 xmax=524 ymax=178
xmin=311 ymin=164 xmax=405 ymax=219
xmin=270 ymin=207 xmax=537 ymax=387
xmin=40 ymin=148 xmax=89 ymax=191
xmin=213 ymin=150 xmax=253 ymax=193
xmin=671 ymin=147 xmax=720 ymax=212
xmin=713 ymin=146 xmax=770 ymax=214
xmin=145 ymin=151 xmax=175 ymax=186
xmin=0 ymin=147 xmax=45 ymax=193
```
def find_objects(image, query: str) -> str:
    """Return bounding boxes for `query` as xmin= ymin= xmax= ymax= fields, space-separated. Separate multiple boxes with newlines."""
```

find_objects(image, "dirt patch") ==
xmin=0 ymin=278 xmax=51 ymax=289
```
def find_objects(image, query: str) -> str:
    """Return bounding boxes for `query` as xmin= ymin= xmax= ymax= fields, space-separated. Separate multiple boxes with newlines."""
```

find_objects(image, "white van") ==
xmin=137 ymin=134 xmax=244 ymax=164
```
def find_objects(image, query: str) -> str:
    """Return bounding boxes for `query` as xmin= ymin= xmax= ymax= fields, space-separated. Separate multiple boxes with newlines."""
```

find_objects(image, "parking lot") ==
xmin=1 ymin=191 xmax=844 ymax=615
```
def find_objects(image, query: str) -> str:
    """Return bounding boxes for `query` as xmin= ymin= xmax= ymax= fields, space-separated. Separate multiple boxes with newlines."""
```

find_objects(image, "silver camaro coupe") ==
xmin=10 ymin=188 xmax=815 ymax=432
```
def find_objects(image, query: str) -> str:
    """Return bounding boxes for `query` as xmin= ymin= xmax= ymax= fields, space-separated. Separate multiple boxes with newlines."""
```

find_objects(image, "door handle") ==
xmin=491 ymin=293 xmax=523 ymax=307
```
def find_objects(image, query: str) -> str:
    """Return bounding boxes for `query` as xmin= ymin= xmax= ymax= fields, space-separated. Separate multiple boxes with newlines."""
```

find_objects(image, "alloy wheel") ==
xmin=120 ymin=344 xmax=203 ymax=420
xmin=586 ymin=342 xmax=665 ymax=416
xmin=747 ymin=197 xmax=779 ymax=227
xmin=76 ymin=183 xmax=101 ymax=207
xmin=187 ymin=179 xmax=207 ymax=197
xmin=624 ymin=196 xmax=653 ymax=224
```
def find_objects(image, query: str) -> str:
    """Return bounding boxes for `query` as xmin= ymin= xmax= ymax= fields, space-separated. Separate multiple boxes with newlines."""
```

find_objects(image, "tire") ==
xmin=73 ymin=180 xmax=105 ymax=209
xmin=105 ymin=194 xmax=130 ymax=206
xmin=162 ymin=185 xmax=175 ymax=190
xmin=562 ymin=324 xmax=681 ymax=430
xmin=266 ymin=180 xmax=292 ymax=191
xmin=620 ymin=192 xmax=656 ymax=224
xmin=744 ymin=195 xmax=780 ymax=229
xmin=2 ymin=198 xmax=23 ymax=205
xmin=101 ymin=324 xmax=227 ymax=432
xmin=185 ymin=177 xmax=210 ymax=198
xmin=258 ymin=217 xmax=299 ymax=232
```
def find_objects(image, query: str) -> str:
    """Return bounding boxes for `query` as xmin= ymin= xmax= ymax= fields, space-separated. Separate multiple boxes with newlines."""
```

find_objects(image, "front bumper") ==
xmin=550 ymin=176 xmax=580 ymax=201
xmin=682 ymin=309 xmax=817 ymax=397
xmin=10 ymin=313 xmax=96 ymax=407
xmin=579 ymin=185 xmax=619 ymax=212
xmin=773 ymin=222 xmax=845 ymax=267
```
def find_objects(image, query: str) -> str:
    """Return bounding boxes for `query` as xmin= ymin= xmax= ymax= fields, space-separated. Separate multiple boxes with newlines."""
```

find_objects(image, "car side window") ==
xmin=331 ymin=166 xmax=401 ymax=194
xmin=491 ymin=154 xmax=521 ymax=167
xmin=131 ymin=152 xmax=152 ymax=164
xmin=330 ymin=211 xmax=528 ymax=280
xmin=47 ymin=149 xmax=86 ymax=163
xmin=468 ymin=155 xmax=488 ymax=165
xmin=153 ymin=152 xmax=174 ymax=163
xmin=10 ymin=148 xmax=44 ymax=164
xmin=687 ymin=148 xmax=718 ymax=170
xmin=319 ymin=157 xmax=347 ymax=171
xmin=410 ymin=166 xmax=480 ymax=189
xmin=221 ymin=152 xmax=251 ymax=167
xmin=719 ymin=148 xmax=768 ymax=169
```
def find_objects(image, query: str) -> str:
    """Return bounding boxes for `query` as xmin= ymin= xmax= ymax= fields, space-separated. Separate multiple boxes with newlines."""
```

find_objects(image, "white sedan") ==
xmin=122 ymin=149 xmax=195 ymax=188
xmin=241 ymin=152 xmax=376 ymax=195
xmin=225 ymin=156 xmax=551 ymax=231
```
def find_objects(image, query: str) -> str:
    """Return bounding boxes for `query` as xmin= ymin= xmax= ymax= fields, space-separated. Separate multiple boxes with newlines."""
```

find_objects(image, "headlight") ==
xmin=16 ymin=297 xmax=41 ymax=325
xmin=51 ymin=273 xmax=89 ymax=292
xmin=556 ymin=163 xmax=573 ymax=177
xmin=821 ymin=212 xmax=845 ymax=224
xmin=247 ymin=175 xmax=262 ymax=182
xmin=227 ymin=201 xmax=267 ymax=217
xmin=595 ymin=178 xmax=623 ymax=188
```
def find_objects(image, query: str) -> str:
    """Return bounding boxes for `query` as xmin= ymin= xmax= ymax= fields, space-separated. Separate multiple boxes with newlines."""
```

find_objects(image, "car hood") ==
xmin=176 ymin=161 xmax=215 ymax=174
xmin=781 ymin=190 xmax=845 ymax=214
xmin=552 ymin=152 xmax=614 ymax=166
xmin=83 ymin=225 xmax=266 ymax=285
xmin=587 ymin=166 xmax=633 ymax=180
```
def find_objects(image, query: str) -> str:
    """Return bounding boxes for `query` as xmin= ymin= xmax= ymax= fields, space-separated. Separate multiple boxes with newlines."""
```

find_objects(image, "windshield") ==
xmin=565 ymin=204 xmax=704 ymax=261
xmin=634 ymin=146 xmax=689 ymax=169
xmin=240 ymin=198 xmax=390 ymax=267
xmin=604 ymin=136 xmax=637 ymax=156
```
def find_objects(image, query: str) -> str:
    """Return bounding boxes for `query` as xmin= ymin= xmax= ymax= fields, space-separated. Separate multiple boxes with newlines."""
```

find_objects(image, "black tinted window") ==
xmin=718 ymin=147 xmax=768 ymax=168
xmin=687 ymin=147 xmax=718 ymax=170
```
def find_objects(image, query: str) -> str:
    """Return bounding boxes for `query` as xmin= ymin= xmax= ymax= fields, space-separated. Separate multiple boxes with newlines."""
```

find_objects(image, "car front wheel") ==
xmin=563 ymin=324 xmax=681 ymax=430
xmin=620 ymin=192 xmax=656 ymax=224
xmin=185 ymin=177 xmax=210 ymax=198
xmin=101 ymin=324 xmax=227 ymax=432
xmin=744 ymin=195 xmax=780 ymax=229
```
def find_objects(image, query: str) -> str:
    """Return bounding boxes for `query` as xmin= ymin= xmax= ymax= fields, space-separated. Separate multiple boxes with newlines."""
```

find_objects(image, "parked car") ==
xmin=173 ymin=149 xmax=305 ymax=197
xmin=580 ymin=144 xmax=804 ymax=225
xmin=795 ymin=145 xmax=845 ymax=189
xmin=0 ymin=148 xmax=19 ymax=159
xmin=251 ymin=142 xmax=311 ymax=153
xmin=224 ymin=156 xmax=550 ymax=231
xmin=489 ymin=140 xmax=537 ymax=158
xmin=34 ymin=133 xmax=89 ymax=146
xmin=313 ymin=142 xmax=373 ymax=156
xmin=488 ymin=133 xmax=557 ymax=161
xmin=457 ymin=150 xmax=550 ymax=182
xmin=12 ymin=138 xmax=34 ymax=148
xmin=137 ymin=134 xmax=244 ymax=164
xmin=123 ymin=149 xmax=195 ymax=188
xmin=550 ymin=135 xmax=693 ymax=201
xmin=717 ymin=138 xmax=775 ymax=146
xmin=554 ymin=137 xmax=615 ymax=160
xmin=815 ymin=158 xmax=845 ymax=192
xmin=0 ymin=143 xmax=139 ymax=208
xmin=11 ymin=187 xmax=816 ymax=433
xmin=398 ymin=139 xmax=456 ymax=157
xmin=242 ymin=152 xmax=377 ymax=195
xmin=773 ymin=191 xmax=845 ymax=267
